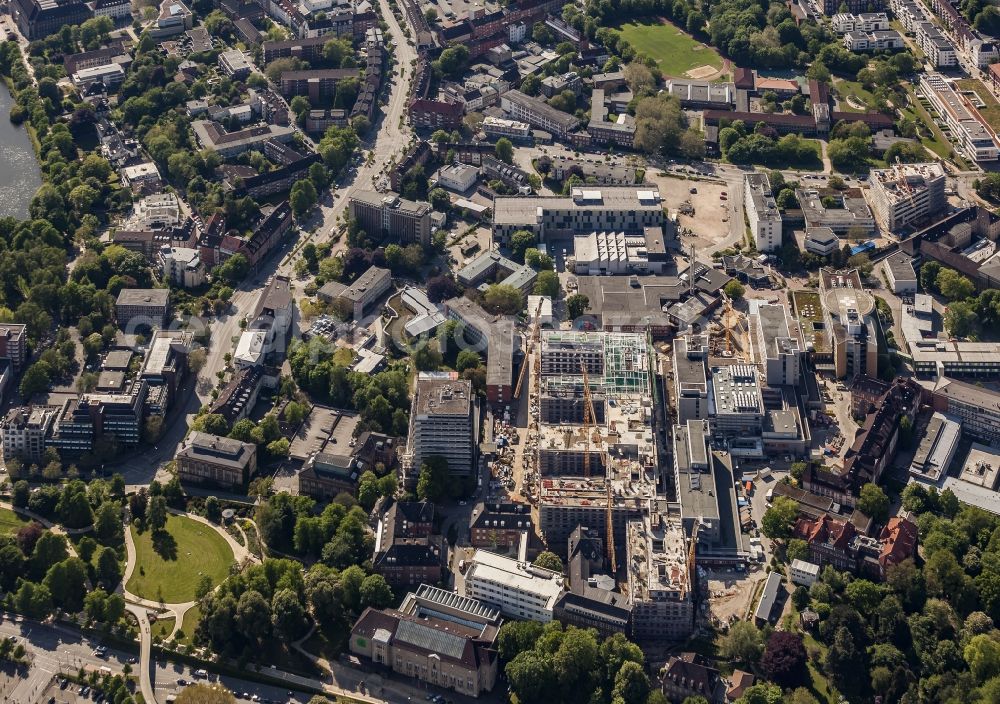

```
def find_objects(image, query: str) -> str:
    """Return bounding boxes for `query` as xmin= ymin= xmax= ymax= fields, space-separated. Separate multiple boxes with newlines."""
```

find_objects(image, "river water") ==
xmin=0 ymin=84 xmax=41 ymax=220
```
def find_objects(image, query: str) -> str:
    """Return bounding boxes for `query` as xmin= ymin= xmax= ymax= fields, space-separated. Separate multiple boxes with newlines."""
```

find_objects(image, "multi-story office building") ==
xmin=350 ymin=585 xmax=502 ymax=697
xmin=819 ymin=268 xmax=879 ymax=379
xmin=349 ymin=190 xmax=433 ymax=246
xmin=469 ymin=502 xmax=533 ymax=549
xmin=191 ymin=121 xmax=295 ymax=159
xmin=752 ymin=304 xmax=802 ymax=387
xmin=12 ymin=0 xmax=92 ymax=39
xmin=88 ymin=380 xmax=148 ymax=447
xmin=710 ymin=365 xmax=765 ymax=437
xmin=744 ymin=173 xmax=782 ymax=252
xmin=462 ymin=549 xmax=564 ymax=622
xmin=883 ymin=251 xmax=917 ymax=294
xmin=673 ymin=419 xmax=721 ymax=543
xmin=673 ymin=334 xmax=709 ymax=424
xmin=933 ymin=378 xmax=1000 ymax=447
xmin=1 ymin=407 xmax=55 ymax=462
xmin=492 ymin=187 xmax=664 ymax=245
xmin=920 ymin=73 xmax=999 ymax=163
xmin=405 ymin=374 xmax=476 ymax=475
xmin=332 ymin=265 xmax=392 ymax=320
xmin=0 ymin=324 xmax=27 ymax=372
xmin=176 ymin=431 xmax=258 ymax=490
xmin=866 ymin=162 xmax=946 ymax=232
xmin=115 ymin=288 xmax=170 ymax=329
xmin=796 ymin=188 xmax=875 ymax=236
xmin=500 ymin=89 xmax=581 ymax=138
xmin=47 ymin=398 xmax=95 ymax=454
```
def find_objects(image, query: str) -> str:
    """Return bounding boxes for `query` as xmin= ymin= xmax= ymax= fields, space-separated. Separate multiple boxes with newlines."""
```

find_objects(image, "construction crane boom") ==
xmin=513 ymin=299 xmax=544 ymax=400
xmin=581 ymin=362 xmax=594 ymax=480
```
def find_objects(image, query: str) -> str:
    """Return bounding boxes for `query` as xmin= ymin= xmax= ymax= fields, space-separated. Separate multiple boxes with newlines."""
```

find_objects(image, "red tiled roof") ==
xmin=879 ymin=516 xmax=917 ymax=569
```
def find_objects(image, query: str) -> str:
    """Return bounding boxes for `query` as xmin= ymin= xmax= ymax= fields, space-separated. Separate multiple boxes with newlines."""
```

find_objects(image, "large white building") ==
xmin=916 ymin=22 xmax=958 ymax=68
xmin=1 ymin=406 xmax=54 ymax=462
xmin=751 ymin=303 xmax=802 ymax=386
xmin=744 ymin=173 xmax=782 ymax=252
xmin=919 ymin=73 xmax=999 ymax=163
xmin=158 ymin=246 xmax=205 ymax=288
xmin=832 ymin=11 xmax=889 ymax=32
xmin=492 ymin=187 xmax=665 ymax=245
xmin=866 ymin=162 xmax=946 ymax=232
xmin=462 ymin=549 xmax=565 ymax=622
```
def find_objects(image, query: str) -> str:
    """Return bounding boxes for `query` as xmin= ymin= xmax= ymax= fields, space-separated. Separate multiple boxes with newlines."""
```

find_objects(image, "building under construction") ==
xmin=536 ymin=331 xmax=660 ymax=551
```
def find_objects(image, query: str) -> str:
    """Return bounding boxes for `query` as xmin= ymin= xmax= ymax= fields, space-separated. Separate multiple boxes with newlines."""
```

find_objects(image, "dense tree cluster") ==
xmin=498 ymin=621 xmax=655 ymax=704
xmin=3 ymin=476 xmax=127 ymax=623
xmin=288 ymin=340 xmax=410 ymax=435
xmin=718 ymin=121 xmax=820 ymax=168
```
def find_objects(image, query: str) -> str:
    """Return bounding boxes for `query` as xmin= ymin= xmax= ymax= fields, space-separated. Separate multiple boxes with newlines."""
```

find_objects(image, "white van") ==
xmin=765 ymin=488 xmax=773 ymax=504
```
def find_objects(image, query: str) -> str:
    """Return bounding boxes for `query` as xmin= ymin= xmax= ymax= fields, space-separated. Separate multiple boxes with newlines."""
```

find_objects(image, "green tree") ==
xmin=416 ymin=456 xmax=450 ymax=502
xmin=456 ymin=349 xmax=482 ymax=371
xmin=495 ymin=137 xmax=514 ymax=164
xmin=724 ymin=280 xmax=745 ymax=300
xmin=534 ymin=270 xmax=559 ymax=298
xmin=920 ymin=261 xmax=941 ymax=292
xmin=612 ymin=660 xmax=650 ymax=704
xmin=148 ymin=495 xmax=167 ymax=532
xmin=761 ymin=496 xmax=798 ymax=540
xmin=360 ymin=573 xmax=394 ymax=609
xmin=937 ymin=268 xmax=976 ymax=301
xmin=510 ymin=229 xmax=536 ymax=262
xmin=533 ymin=551 xmax=563 ymax=572
xmin=720 ymin=620 xmax=763 ymax=665
xmin=857 ymin=483 xmax=889 ymax=522
xmin=966 ymin=634 xmax=1000 ymax=683
xmin=567 ymin=293 xmax=589 ymax=319
xmin=483 ymin=284 xmax=523 ymax=314
xmin=271 ymin=588 xmax=308 ymax=640
xmin=945 ymin=300 xmax=979 ymax=338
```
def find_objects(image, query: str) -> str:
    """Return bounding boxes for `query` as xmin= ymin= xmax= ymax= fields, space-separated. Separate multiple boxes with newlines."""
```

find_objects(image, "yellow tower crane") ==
xmin=513 ymin=298 xmax=544 ymax=400
xmin=581 ymin=362 xmax=616 ymax=574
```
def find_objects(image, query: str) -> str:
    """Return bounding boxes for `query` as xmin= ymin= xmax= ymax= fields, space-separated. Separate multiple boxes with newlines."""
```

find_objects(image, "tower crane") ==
xmin=581 ymin=362 xmax=616 ymax=573
xmin=513 ymin=298 xmax=544 ymax=400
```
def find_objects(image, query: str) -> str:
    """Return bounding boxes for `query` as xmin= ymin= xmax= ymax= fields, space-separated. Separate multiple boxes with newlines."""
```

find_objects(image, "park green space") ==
xmin=613 ymin=20 xmax=723 ymax=77
xmin=0 ymin=507 xmax=29 ymax=535
xmin=126 ymin=514 xmax=234 ymax=603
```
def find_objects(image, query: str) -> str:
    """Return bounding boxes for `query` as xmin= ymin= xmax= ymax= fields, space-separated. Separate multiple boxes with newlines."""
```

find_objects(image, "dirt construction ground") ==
xmin=646 ymin=173 xmax=742 ymax=253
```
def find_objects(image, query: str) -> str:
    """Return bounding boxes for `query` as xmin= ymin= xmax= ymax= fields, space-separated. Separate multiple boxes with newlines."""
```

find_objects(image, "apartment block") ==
xmin=279 ymin=68 xmax=357 ymax=101
xmin=1 ymin=406 xmax=55 ymax=462
xmin=176 ymin=431 xmax=258 ymax=490
xmin=865 ymin=162 xmax=946 ymax=232
xmin=744 ymin=173 xmax=782 ymax=252
xmin=916 ymin=22 xmax=958 ymax=68
xmin=843 ymin=29 xmax=903 ymax=51
xmin=158 ymin=246 xmax=205 ymax=288
xmin=920 ymin=73 xmax=999 ymax=163
xmin=349 ymin=190 xmax=433 ymax=246
xmin=0 ymin=324 xmax=27 ymax=372
xmin=500 ymin=89 xmax=580 ymax=138
xmin=831 ymin=11 xmax=889 ymax=32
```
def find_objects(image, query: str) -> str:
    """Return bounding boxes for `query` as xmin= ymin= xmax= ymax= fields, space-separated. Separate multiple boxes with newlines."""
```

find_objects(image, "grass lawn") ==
xmin=151 ymin=616 xmax=175 ymax=641
xmin=834 ymin=79 xmax=877 ymax=113
xmin=802 ymin=632 xmax=839 ymax=703
xmin=902 ymin=84 xmax=971 ymax=168
xmin=126 ymin=514 xmax=234 ymax=604
xmin=178 ymin=604 xmax=202 ymax=645
xmin=613 ymin=20 xmax=723 ymax=78
xmin=955 ymin=78 xmax=1000 ymax=132
xmin=0 ymin=507 xmax=29 ymax=535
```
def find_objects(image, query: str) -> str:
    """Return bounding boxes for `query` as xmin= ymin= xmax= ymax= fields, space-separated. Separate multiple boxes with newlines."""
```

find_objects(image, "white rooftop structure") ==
xmin=462 ymin=549 xmax=564 ymax=623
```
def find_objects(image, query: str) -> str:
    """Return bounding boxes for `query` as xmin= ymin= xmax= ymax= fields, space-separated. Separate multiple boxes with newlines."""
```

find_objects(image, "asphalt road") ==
xmin=0 ymin=614 xmax=314 ymax=704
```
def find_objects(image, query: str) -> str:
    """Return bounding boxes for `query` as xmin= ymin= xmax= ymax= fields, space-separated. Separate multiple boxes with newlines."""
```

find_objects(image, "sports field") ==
xmin=614 ymin=20 xmax=724 ymax=78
